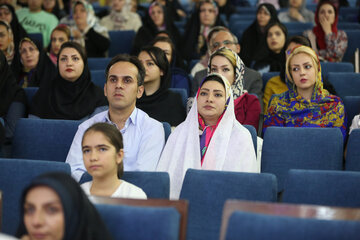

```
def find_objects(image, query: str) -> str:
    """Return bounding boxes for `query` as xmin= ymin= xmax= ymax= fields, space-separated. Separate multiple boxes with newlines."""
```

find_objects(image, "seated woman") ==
xmin=209 ymin=47 xmax=261 ymax=130
xmin=29 ymin=41 xmax=107 ymax=120
xmin=278 ymin=0 xmax=314 ymax=23
xmin=47 ymin=24 xmax=71 ymax=66
xmin=252 ymin=22 xmax=288 ymax=73
xmin=263 ymin=46 xmax=346 ymax=139
xmin=181 ymin=0 xmax=224 ymax=61
xmin=131 ymin=1 xmax=181 ymax=55
xmin=100 ymin=0 xmax=142 ymax=32
xmin=0 ymin=20 xmax=14 ymax=65
xmin=71 ymin=0 xmax=110 ymax=58
xmin=303 ymin=0 xmax=347 ymax=62
xmin=151 ymin=36 xmax=190 ymax=95
xmin=43 ymin=0 xmax=66 ymax=20
xmin=157 ymin=73 xmax=258 ymax=199
xmin=263 ymin=35 xmax=311 ymax=114
xmin=81 ymin=122 xmax=147 ymax=199
xmin=240 ymin=3 xmax=279 ymax=68
xmin=137 ymin=46 xmax=186 ymax=126
xmin=16 ymin=172 xmax=113 ymax=240
xmin=0 ymin=51 xmax=25 ymax=141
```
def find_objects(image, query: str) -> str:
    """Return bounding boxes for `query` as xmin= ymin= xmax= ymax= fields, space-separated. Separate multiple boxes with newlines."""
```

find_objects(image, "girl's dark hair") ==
xmin=82 ymin=123 xmax=124 ymax=178
xmin=285 ymin=35 xmax=311 ymax=49
xmin=202 ymin=74 xmax=225 ymax=88
xmin=150 ymin=36 xmax=175 ymax=62
xmin=58 ymin=41 xmax=87 ymax=65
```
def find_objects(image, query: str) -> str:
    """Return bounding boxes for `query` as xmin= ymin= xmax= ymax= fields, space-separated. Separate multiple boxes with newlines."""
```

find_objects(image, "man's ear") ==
xmin=104 ymin=83 xmax=107 ymax=97
xmin=137 ymin=85 xmax=144 ymax=99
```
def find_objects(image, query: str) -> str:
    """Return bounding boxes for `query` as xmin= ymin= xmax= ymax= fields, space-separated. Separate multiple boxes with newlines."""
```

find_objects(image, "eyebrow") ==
xmin=82 ymin=144 xmax=110 ymax=149
xmin=24 ymin=200 xmax=61 ymax=206
xmin=211 ymin=64 xmax=230 ymax=67
xmin=291 ymin=61 xmax=311 ymax=66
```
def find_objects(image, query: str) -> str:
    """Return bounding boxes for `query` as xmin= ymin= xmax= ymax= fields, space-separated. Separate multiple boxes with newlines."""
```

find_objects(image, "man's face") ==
xmin=210 ymin=31 xmax=240 ymax=54
xmin=28 ymin=0 xmax=43 ymax=12
xmin=104 ymin=61 xmax=144 ymax=112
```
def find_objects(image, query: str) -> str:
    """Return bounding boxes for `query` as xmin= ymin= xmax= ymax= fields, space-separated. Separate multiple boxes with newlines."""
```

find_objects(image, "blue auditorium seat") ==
xmin=162 ymin=121 xmax=172 ymax=142
xmin=179 ymin=169 xmax=277 ymax=240
xmin=243 ymin=124 xmax=257 ymax=153
xmin=343 ymin=96 xmax=360 ymax=129
xmin=88 ymin=57 xmax=111 ymax=70
xmin=327 ymin=72 xmax=360 ymax=98
xmin=169 ymin=88 xmax=188 ymax=108
xmin=343 ymin=30 xmax=360 ymax=62
xmin=0 ymin=158 xmax=70 ymax=234
xmin=346 ymin=129 xmax=360 ymax=171
xmin=23 ymin=87 xmax=38 ymax=104
xmin=90 ymin=69 xmax=106 ymax=88
xmin=108 ymin=30 xmax=135 ymax=57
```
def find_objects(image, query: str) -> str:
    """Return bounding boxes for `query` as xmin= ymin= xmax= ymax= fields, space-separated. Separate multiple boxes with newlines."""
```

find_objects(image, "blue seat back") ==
xmin=346 ymin=129 xmax=360 ymax=171
xmin=23 ymin=87 xmax=39 ymax=104
xmin=282 ymin=169 xmax=360 ymax=207
xmin=28 ymin=33 xmax=43 ymax=49
xmin=243 ymin=125 xmax=257 ymax=153
xmin=162 ymin=121 xmax=171 ymax=142
xmin=108 ymin=30 xmax=135 ymax=57
xmin=11 ymin=118 xmax=81 ymax=162
xmin=327 ymin=72 xmax=360 ymax=99
xmin=90 ymin=69 xmax=106 ymax=88
xmin=344 ymin=30 xmax=360 ymax=62
xmin=343 ymin=96 xmax=360 ymax=130
xmin=88 ymin=57 xmax=111 ymax=70
xmin=80 ymin=171 xmax=170 ymax=198
xmin=261 ymin=127 xmax=343 ymax=191
xmin=179 ymin=169 xmax=277 ymax=240
xmin=0 ymin=158 xmax=70 ymax=234
xmin=224 ymin=211 xmax=360 ymax=240
xmin=95 ymin=204 xmax=180 ymax=240
xmin=262 ymin=72 xmax=279 ymax=91
xmin=320 ymin=62 xmax=354 ymax=79
xmin=169 ymin=88 xmax=188 ymax=109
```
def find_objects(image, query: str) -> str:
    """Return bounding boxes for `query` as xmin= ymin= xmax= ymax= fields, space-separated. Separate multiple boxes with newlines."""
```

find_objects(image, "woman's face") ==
xmin=20 ymin=41 xmax=40 ymax=69
xmin=0 ymin=7 xmax=12 ymax=23
xmin=23 ymin=186 xmax=65 ymax=240
xmin=112 ymin=0 xmax=125 ymax=12
xmin=197 ymin=80 xmax=226 ymax=125
xmin=318 ymin=3 xmax=335 ymax=25
xmin=82 ymin=130 xmax=123 ymax=179
xmin=74 ymin=4 xmax=87 ymax=26
xmin=138 ymin=51 xmax=163 ymax=84
xmin=290 ymin=53 xmax=316 ymax=92
xmin=51 ymin=30 xmax=69 ymax=55
xmin=267 ymin=25 xmax=286 ymax=54
xmin=150 ymin=5 xmax=164 ymax=27
xmin=257 ymin=7 xmax=271 ymax=27
xmin=58 ymin=47 xmax=84 ymax=82
xmin=289 ymin=0 xmax=302 ymax=8
xmin=43 ymin=0 xmax=56 ymax=10
xmin=153 ymin=41 xmax=172 ymax=63
xmin=210 ymin=55 xmax=235 ymax=85
xmin=199 ymin=2 xmax=216 ymax=26
xmin=0 ymin=24 xmax=10 ymax=51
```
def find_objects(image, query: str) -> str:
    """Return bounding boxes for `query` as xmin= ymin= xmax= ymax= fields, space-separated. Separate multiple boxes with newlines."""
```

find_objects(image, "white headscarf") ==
xmin=156 ymin=73 xmax=258 ymax=199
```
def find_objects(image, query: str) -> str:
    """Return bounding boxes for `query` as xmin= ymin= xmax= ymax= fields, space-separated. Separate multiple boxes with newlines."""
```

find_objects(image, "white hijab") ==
xmin=156 ymin=74 xmax=258 ymax=199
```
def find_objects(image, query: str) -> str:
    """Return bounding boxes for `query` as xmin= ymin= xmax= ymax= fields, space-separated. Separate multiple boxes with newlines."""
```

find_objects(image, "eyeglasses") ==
xmin=211 ymin=40 xmax=236 ymax=50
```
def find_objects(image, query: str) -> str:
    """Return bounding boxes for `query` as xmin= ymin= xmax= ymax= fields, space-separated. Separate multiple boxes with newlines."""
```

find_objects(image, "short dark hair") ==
xmin=105 ymin=54 xmax=145 ymax=86
xmin=202 ymin=74 xmax=225 ymax=88
xmin=286 ymin=35 xmax=311 ymax=48
xmin=82 ymin=123 xmax=124 ymax=178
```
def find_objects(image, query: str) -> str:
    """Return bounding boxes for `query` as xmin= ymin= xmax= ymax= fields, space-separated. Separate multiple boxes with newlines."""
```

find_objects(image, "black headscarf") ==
xmin=30 ymin=42 xmax=107 ymax=120
xmin=0 ymin=51 xmax=25 ymax=117
xmin=181 ymin=0 xmax=225 ymax=61
xmin=131 ymin=2 xmax=181 ymax=55
xmin=16 ymin=172 xmax=113 ymax=240
xmin=240 ymin=3 xmax=279 ymax=67
xmin=0 ymin=4 xmax=28 ymax=53
xmin=253 ymin=22 xmax=288 ymax=72
xmin=136 ymin=46 xmax=186 ymax=126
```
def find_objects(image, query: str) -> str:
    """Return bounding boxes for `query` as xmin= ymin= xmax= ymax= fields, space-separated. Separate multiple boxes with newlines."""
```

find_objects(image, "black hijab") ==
xmin=30 ymin=42 xmax=107 ymax=120
xmin=131 ymin=2 xmax=181 ymax=55
xmin=0 ymin=4 xmax=28 ymax=53
xmin=240 ymin=3 xmax=279 ymax=67
xmin=0 ymin=51 xmax=25 ymax=117
xmin=181 ymin=0 xmax=225 ymax=61
xmin=136 ymin=46 xmax=186 ymax=126
xmin=16 ymin=172 xmax=113 ymax=240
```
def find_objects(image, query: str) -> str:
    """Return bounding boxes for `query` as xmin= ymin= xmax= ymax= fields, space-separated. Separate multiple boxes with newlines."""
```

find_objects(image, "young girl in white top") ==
xmin=81 ymin=122 xmax=147 ymax=199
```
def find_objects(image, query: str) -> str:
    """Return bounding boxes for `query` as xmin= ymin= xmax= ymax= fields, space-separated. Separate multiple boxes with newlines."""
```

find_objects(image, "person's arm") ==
xmin=319 ymin=30 xmax=348 ymax=62
xmin=65 ymin=125 xmax=87 ymax=181
xmin=262 ymin=95 xmax=285 ymax=136
xmin=332 ymin=98 xmax=347 ymax=141
xmin=241 ymin=94 xmax=261 ymax=131
xmin=136 ymin=120 xmax=165 ymax=171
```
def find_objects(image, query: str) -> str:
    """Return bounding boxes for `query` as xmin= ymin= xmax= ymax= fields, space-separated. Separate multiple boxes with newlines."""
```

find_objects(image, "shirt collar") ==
xmin=104 ymin=108 xmax=138 ymax=131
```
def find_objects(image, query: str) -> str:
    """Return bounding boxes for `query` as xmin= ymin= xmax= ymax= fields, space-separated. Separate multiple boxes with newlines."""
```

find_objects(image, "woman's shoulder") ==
xmin=116 ymin=180 xmax=147 ymax=199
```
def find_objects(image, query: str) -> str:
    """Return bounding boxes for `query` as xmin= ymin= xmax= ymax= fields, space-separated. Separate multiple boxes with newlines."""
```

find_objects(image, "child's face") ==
xmin=82 ymin=131 xmax=123 ymax=179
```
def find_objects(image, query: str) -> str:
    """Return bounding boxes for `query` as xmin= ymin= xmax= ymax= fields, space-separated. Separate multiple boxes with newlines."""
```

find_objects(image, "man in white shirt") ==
xmin=66 ymin=54 xmax=165 ymax=181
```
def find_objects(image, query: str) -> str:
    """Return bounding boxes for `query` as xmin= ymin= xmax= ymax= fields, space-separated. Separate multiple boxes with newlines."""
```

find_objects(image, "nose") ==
xmin=299 ymin=67 xmax=305 ymax=75
xmin=32 ymin=210 xmax=45 ymax=227
xmin=89 ymin=150 xmax=98 ymax=161
xmin=206 ymin=94 xmax=214 ymax=102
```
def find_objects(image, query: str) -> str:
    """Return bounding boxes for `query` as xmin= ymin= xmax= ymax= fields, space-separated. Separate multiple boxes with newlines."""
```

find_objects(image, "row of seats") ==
xmin=1 ymin=159 xmax=360 ymax=239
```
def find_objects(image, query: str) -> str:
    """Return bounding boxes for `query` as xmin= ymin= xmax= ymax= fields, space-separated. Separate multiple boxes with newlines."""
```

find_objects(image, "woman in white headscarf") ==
xmin=157 ymin=73 xmax=258 ymax=199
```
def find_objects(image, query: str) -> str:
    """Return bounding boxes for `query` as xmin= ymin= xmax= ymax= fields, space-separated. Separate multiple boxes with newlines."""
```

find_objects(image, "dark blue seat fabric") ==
xmin=179 ymin=169 xmax=277 ymax=240
xmin=90 ymin=69 xmax=106 ymax=88
xmin=327 ymin=72 xmax=360 ymax=98
xmin=28 ymin=33 xmax=43 ymax=49
xmin=0 ymin=158 xmax=71 ymax=234
xmin=162 ymin=121 xmax=171 ymax=142
xmin=108 ymin=30 xmax=135 ymax=57
xmin=243 ymin=125 xmax=257 ymax=153
xmin=320 ymin=62 xmax=354 ymax=79
xmin=88 ymin=57 xmax=111 ymax=70
xmin=11 ymin=118 xmax=81 ymax=162
xmin=261 ymin=127 xmax=343 ymax=192
xmin=261 ymin=72 xmax=279 ymax=91
xmin=80 ymin=171 xmax=170 ymax=199
xmin=282 ymin=169 xmax=360 ymax=207
xmin=95 ymin=204 xmax=180 ymax=240
xmin=343 ymin=96 xmax=360 ymax=130
xmin=170 ymin=68 xmax=191 ymax=97
xmin=224 ymin=211 xmax=360 ymax=240
xmin=346 ymin=129 xmax=360 ymax=171
xmin=343 ymin=30 xmax=360 ymax=62
xmin=169 ymin=88 xmax=188 ymax=109
xmin=23 ymin=87 xmax=39 ymax=104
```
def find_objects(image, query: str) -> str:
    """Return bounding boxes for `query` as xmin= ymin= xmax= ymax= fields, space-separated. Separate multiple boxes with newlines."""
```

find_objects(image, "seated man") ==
xmin=66 ymin=54 xmax=165 ymax=181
